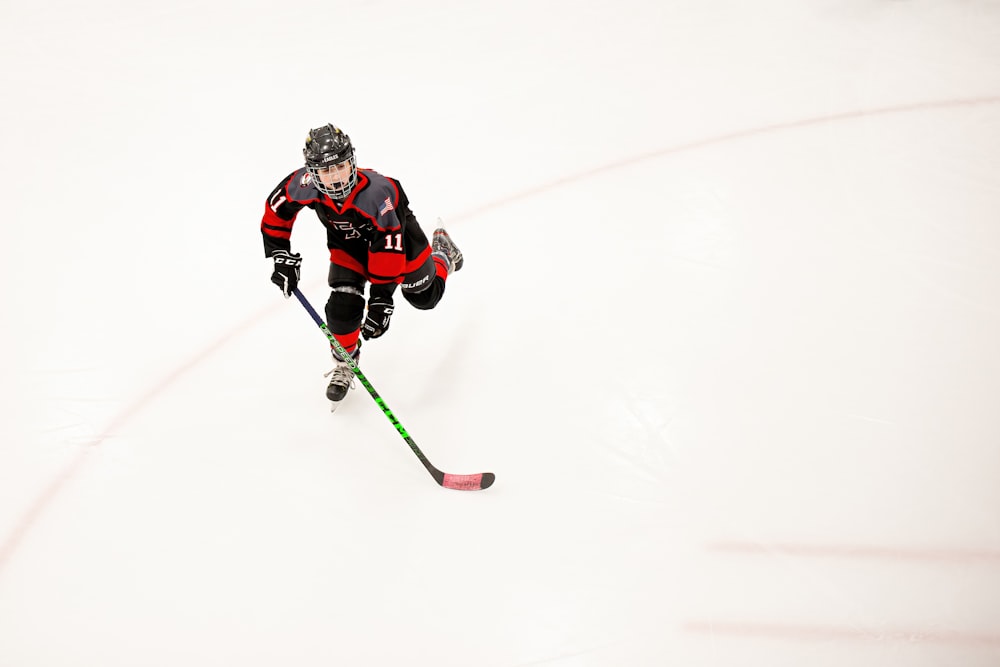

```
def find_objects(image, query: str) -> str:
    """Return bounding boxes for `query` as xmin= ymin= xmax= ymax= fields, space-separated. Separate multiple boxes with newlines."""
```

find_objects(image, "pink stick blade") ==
xmin=441 ymin=472 xmax=495 ymax=491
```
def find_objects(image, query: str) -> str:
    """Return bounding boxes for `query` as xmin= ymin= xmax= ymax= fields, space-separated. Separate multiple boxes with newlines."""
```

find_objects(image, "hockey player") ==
xmin=261 ymin=123 xmax=464 ymax=408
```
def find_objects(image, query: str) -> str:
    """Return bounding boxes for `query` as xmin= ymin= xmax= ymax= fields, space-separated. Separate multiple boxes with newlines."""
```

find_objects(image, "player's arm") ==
xmin=366 ymin=184 xmax=408 ymax=284
xmin=261 ymin=173 xmax=305 ymax=257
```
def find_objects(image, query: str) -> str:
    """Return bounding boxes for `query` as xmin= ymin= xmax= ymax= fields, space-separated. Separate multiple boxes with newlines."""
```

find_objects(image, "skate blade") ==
xmin=329 ymin=398 xmax=345 ymax=413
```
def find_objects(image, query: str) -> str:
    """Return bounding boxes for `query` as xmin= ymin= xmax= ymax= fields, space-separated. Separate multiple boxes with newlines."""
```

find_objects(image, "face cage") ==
xmin=307 ymin=154 xmax=358 ymax=200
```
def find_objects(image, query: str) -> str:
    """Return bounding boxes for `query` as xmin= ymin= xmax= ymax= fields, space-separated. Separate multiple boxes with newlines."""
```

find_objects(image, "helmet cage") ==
xmin=306 ymin=154 xmax=358 ymax=200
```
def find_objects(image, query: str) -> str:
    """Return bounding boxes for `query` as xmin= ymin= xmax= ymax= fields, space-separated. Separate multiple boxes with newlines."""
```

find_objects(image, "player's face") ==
xmin=316 ymin=161 xmax=353 ymax=189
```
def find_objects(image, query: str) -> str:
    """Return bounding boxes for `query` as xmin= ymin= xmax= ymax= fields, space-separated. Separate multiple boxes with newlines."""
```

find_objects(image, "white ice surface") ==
xmin=1 ymin=1 xmax=999 ymax=665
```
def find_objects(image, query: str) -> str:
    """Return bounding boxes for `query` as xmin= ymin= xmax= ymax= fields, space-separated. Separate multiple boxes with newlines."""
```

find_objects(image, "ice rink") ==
xmin=2 ymin=1 xmax=999 ymax=665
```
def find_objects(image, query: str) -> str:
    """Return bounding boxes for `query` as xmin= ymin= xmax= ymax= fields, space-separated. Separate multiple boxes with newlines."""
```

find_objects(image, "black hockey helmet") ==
xmin=303 ymin=124 xmax=358 ymax=199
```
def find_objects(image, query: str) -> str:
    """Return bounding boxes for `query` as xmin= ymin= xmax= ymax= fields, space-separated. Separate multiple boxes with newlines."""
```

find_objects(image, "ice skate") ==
xmin=324 ymin=348 xmax=358 ymax=412
xmin=432 ymin=226 xmax=464 ymax=273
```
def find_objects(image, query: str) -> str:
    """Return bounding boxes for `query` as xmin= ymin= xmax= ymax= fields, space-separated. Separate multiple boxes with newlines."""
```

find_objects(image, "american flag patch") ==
xmin=379 ymin=196 xmax=395 ymax=217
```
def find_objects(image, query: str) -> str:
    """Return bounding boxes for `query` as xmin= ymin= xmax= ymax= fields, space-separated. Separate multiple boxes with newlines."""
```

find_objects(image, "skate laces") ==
xmin=324 ymin=362 xmax=355 ymax=389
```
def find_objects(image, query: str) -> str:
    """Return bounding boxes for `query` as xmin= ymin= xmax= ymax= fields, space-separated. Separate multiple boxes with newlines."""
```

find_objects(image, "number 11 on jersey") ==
xmin=384 ymin=233 xmax=402 ymax=250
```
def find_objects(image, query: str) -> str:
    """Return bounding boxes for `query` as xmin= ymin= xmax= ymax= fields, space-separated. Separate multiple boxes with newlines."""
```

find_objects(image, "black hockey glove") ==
xmin=361 ymin=296 xmax=395 ymax=340
xmin=270 ymin=250 xmax=302 ymax=298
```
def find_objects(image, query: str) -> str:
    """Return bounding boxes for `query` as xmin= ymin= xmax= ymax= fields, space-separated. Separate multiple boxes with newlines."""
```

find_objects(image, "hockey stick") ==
xmin=291 ymin=287 xmax=495 ymax=491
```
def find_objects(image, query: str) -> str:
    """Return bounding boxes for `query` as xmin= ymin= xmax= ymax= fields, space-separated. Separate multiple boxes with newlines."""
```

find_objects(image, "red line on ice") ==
xmin=2 ymin=94 xmax=998 ymax=577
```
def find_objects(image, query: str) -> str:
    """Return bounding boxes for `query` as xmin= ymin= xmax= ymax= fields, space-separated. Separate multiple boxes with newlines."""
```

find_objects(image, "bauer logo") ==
xmin=402 ymin=274 xmax=430 ymax=290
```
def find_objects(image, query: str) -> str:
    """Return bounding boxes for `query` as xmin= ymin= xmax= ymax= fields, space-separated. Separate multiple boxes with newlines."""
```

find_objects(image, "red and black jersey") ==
xmin=261 ymin=167 xmax=432 ymax=286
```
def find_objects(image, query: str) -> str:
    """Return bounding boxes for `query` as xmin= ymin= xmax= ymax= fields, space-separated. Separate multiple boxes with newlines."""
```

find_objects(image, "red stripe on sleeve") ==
xmin=261 ymin=203 xmax=294 ymax=240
